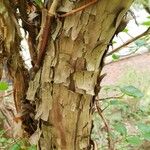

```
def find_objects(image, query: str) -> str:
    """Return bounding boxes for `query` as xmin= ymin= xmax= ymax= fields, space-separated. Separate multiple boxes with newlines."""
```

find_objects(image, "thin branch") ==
xmin=30 ymin=0 xmax=60 ymax=79
xmin=105 ymin=51 xmax=149 ymax=66
xmin=116 ymin=47 xmax=139 ymax=57
xmin=106 ymin=27 xmax=150 ymax=57
xmin=98 ymin=94 xmax=124 ymax=101
xmin=0 ymin=91 xmax=13 ymax=99
xmin=101 ymin=104 xmax=109 ymax=112
xmin=58 ymin=0 xmax=97 ymax=18
xmin=96 ymin=101 xmax=114 ymax=150
xmin=126 ymin=32 xmax=134 ymax=38
xmin=100 ymin=94 xmax=124 ymax=112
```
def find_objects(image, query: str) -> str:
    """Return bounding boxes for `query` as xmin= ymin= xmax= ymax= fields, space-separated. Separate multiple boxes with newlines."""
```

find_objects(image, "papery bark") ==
xmin=26 ymin=0 xmax=133 ymax=149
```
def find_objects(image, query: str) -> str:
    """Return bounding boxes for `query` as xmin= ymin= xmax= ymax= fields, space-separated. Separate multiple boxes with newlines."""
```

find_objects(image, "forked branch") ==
xmin=106 ymin=27 xmax=150 ymax=56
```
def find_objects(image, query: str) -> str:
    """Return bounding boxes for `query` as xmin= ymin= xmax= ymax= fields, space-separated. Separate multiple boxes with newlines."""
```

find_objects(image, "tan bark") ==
xmin=0 ymin=0 xmax=30 ymax=137
xmin=0 ymin=0 xmax=133 ymax=149
xmin=0 ymin=0 xmax=29 ymax=110
xmin=26 ymin=0 xmax=133 ymax=149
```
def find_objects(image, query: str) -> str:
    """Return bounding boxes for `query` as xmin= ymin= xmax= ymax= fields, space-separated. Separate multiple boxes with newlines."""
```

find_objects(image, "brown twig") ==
xmin=58 ymin=0 xmax=97 ymax=18
xmin=101 ymin=105 xmax=109 ymax=112
xmin=30 ymin=0 xmax=60 ymax=79
xmin=33 ymin=13 xmax=52 ymax=68
xmin=96 ymin=94 xmax=124 ymax=113
xmin=98 ymin=94 xmax=124 ymax=101
xmin=96 ymin=101 xmax=114 ymax=150
xmin=106 ymin=27 xmax=150 ymax=56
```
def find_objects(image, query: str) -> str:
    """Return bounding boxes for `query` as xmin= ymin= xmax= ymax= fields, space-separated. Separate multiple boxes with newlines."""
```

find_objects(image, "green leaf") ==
xmin=0 ymin=81 xmax=9 ymax=91
xmin=135 ymin=39 xmax=145 ymax=47
xmin=142 ymin=132 xmax=150 ymax=141
xmin=0 ymin=137 xmax=7 ymax=143
xmin=7 ymin=138 xmax=14 ymax=144
xmin=141 ymin=21 xmax=150 ymax=26
xmin=0 ymin=82 xmax=8 ymax=91
xmin=112 ymin=40 xmax=117 ymax=44
xmin=0 ymin=129 xmax=5 ymax=136
xmin=9 ymin=143 xmax=21 ymax=150
xmin=34 ymin=0 xmax=43 ymax=8
xmin=137 ymin=123 xmax=150 ymax=133
xmin=138 ymin=123 xmax=150 ymax=140
xmin=123 ymin=28 xmax=128 ymax=33
xmin=120 ymin=85 xmax=144 ymax=98
xmin=138 ymin=123 xmax=150 ymax=133
xmin=126 ymin=135 xmax=142 ymax=145
xmin=112 ymin=54 xmax=120 ymax=60
xmin=109 ymin=100 xmax=121 ymax=105
xmin=28 ymin=145 xmax=37 ymax=150
xmin=113 ymin=123 xmax=127 ymax=136
xmin=109 ymin=100 xmax=125 ymax=106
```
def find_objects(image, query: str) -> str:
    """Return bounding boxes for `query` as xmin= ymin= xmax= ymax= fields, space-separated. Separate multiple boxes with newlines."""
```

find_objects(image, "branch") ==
xmin=0 ymin=91 xmax=13 ymax=99
xmin=105 ymin=51 xmax=149 ymax=66
xmin=98 ymin=94 xmax=124 ymax=101
xmin=30 ymin=0 xmax=60 ymax=79
xmin=58 ymin=0 xmax=97 ymax=18
xmin=96 ymin=101 xmax=114 ymax=150
xmin=106 ymin=27 xmax=150 ymax=57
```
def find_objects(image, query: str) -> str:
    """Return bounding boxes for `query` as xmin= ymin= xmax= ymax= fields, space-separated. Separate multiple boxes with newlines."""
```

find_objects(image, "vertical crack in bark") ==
xmin=74 ymin=94 xmax=83 ymax=150
xmin=52 ymin=91 xmax=67 ymax=149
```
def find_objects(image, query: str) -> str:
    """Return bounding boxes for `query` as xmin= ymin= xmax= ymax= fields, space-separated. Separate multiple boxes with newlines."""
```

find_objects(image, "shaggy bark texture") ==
xmin=27 ymin=1 xmax=133 ymax=149
xmin=0 ymin=0 xmax=133 ymax=149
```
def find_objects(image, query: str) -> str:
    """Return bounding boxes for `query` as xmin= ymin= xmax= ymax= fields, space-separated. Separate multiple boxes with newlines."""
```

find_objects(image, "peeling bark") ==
xmin=0 ymin=0 xmax=32 ymax=137
xmin=0 ymin=0 xmax=29 ymax=112
xmin=1 ymin=0 xmax=133 ymax=149
xmin=26 ymin=0 xmax=133 ymax=149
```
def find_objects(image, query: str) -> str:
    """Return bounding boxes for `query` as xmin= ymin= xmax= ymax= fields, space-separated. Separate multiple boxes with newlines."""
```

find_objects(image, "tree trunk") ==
xmin=1 ymin=0 xmax=133 ymax=149
xmin=26 ymin=1 xmax=133 ymax=149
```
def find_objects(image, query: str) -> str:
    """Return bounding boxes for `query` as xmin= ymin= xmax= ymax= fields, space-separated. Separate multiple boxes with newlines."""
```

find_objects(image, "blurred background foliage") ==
xmin=92 ymin=66 xmax=150 ymax=149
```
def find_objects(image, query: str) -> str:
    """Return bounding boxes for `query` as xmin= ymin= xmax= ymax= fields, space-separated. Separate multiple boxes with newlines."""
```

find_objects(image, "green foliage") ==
xmin=92 ymin=67 xmax=150 ymax=149
xmin=27 ymin=145 xmax=37 ymax=150
xmin=138 ymin=123 xmax=150 ymax=140
xmin=135 ymin=39 xmax=146 ymax=47
xmin=138 ymin=123 xmax=150 ymax=133
xmin=141 ymin=20 xmax=150 ymax=26
xmin=34 ymin=0 xmax=43 ymax=8
xmin=113 ymin=123 xmax=127 ymax=136
xmin=126 ymin=135 xmax=142 ymax=145
xmin=120 ymin=85 xmax=144 ymax=98
xmin=0 ymin=82 xmax=9 ymax=91
xmin=122 ymin=28 xmax=129 ymax=33
xmin=142 ymin=132 xmax=150 ymax=141
xmin=0 ymin=129 xmax=5 ymax=136
xmin=0 ymin=137 xmax=7 ymax=143
xmin=109 ymin=100 xmax=123 ymax=105
xmin=112 ymin=40 xmax=117 ymax=44
xmin=0 ymin=129 xmax=37 ymax=150
xmin=9 ymin=144 xmax=21 ymax=150
xmin=112 ymin=54 xmax=120 ymax=61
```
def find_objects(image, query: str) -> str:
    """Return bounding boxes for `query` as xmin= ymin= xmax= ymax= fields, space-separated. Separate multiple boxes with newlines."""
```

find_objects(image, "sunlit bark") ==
xmin=0 ymin=0 xmax=133 ymax=149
